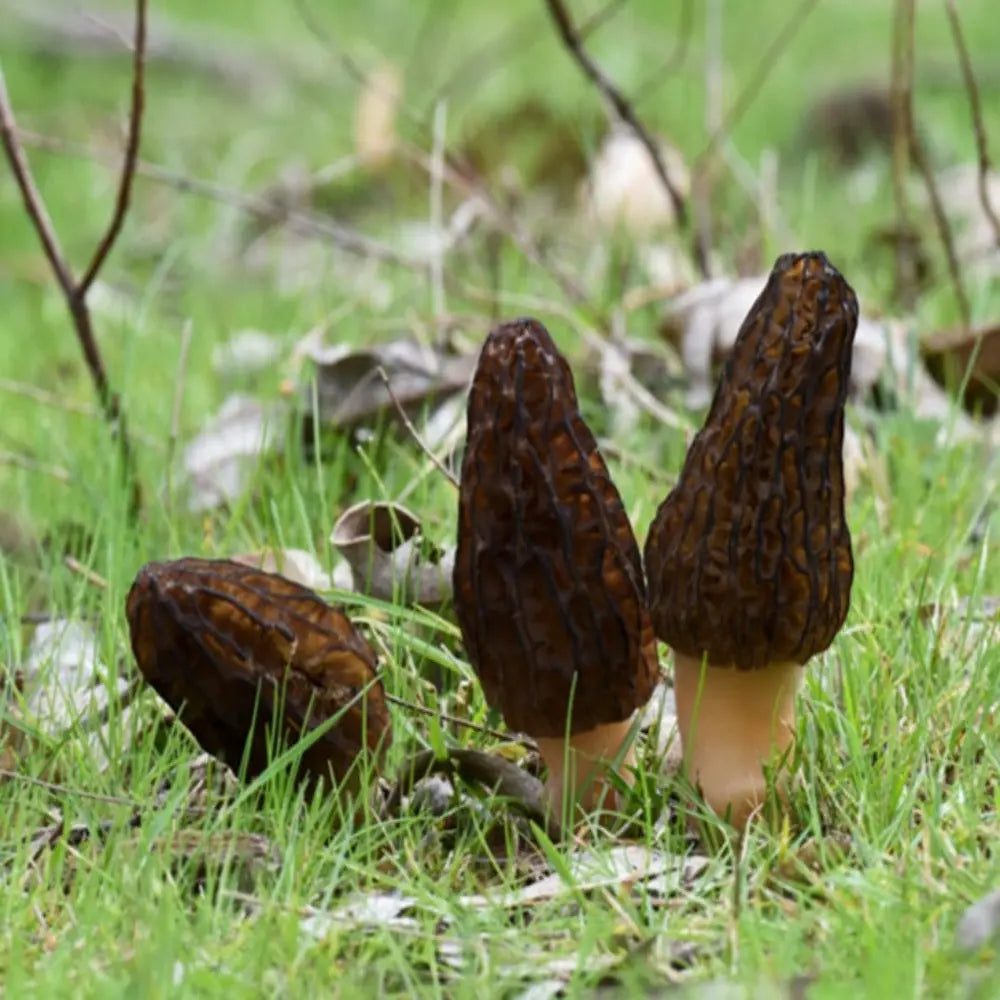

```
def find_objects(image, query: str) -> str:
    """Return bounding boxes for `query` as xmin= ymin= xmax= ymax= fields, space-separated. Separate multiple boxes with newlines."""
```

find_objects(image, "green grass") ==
xmin=2 ymin=0 xmax=1000 ymax=996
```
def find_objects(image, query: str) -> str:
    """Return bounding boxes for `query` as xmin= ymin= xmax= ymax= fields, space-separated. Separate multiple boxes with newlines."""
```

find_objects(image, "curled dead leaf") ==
xmin=302 ymin=338 xmax=475 ymax=434
xmin=331 ymin=500 xmax=453 ymax=607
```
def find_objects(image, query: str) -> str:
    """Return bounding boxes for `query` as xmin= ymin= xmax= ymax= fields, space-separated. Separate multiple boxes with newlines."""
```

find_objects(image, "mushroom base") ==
xmin=535 ymin=715 xmax=639 ymax=817
xmin=673 ymin=653 xmax=803 ymax=827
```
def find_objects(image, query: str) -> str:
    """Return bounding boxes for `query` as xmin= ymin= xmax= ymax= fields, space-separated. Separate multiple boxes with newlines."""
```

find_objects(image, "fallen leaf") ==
xmin=956 ymin=889 xmax=1000 ymax=952
xmin=921 ymin=321 xmax=1000 ymax=416
xmin=230 ymin=547 xmax=333 ymax=592
xmin=582 ymin=124 xmax=691 ymax=237
xmin=330 ymin=500 xmax=453 ymax=607
xmin=300 ymin=890 xmax=420 ymax=939
xmin=181 ymin=394 xmax=286 ymax=512
xmin=302 ymin=338 xmax=475 ymax=432
xmin=211 ymin=329 xmax=283 ymax=378
xmin=21 ymin=619 xmax=133 ymax=767
xmin=459 ymin=845 xmax=709 ymax=910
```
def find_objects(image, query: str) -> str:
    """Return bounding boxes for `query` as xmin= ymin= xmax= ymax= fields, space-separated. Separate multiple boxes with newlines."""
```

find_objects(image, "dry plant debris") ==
xmin=331 ymin=500 xmax=454 ymax=607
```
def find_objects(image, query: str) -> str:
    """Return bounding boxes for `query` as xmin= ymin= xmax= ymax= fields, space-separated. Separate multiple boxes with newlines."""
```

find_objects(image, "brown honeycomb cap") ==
xmin=454 ymin=318 xmax=659 ymax=739
xmin=644 ymin=251 xmax=858 ymax=671
xmin=126 ymin=557 xmax=391 ymax=787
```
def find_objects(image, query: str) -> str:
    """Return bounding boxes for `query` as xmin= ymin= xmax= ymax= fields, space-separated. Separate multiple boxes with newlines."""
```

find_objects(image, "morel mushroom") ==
xmin=644 ymin=252 xmax=858 ymax=827
xmin=126 ymin=558 xmax=391 ymax=794
xmin=454 ymin=318 xmax=659 ymax=816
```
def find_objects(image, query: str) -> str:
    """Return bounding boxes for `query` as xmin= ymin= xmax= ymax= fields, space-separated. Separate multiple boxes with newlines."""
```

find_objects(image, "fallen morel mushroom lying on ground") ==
xmin=454 ymin=318 xmax=659 ymax=817
xmin=644 ymin=251 xmax=858 ymax=827
xmin=126 ymin=558 xmax=391 ymax=797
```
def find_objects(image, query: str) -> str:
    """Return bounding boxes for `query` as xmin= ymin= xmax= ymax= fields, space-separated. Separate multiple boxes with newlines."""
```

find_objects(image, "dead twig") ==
xmin=911 ymin=132 xmax=971 ymax=329
xmin=0 ymin=0 xmax=147 ymax=519
xmin=63 ymin=555 xmax=109 ymax=590
xmin=542 ymin=0 xmax=710 ymax=279
xmin=376 ymin=366 xmax=460 ymax=489
xmin=890 ymin=0 xmax=918 ymax=310
xmin=15 ymin=127 xmax=423 ymax=270
xmin=944 ymin=0 xmax=1000 ymax=249
xmin=382 ymin=691 xmax=530 ymax=746
xmin=894 ymin=0 xmax=970 ymax=328
xmin=77 ymin=2 xmax=145 ymax=296
xmin=381 ymin=746 xmax=560 ymax=839
xmin=0 ymin=768 xmax=143 ymax=808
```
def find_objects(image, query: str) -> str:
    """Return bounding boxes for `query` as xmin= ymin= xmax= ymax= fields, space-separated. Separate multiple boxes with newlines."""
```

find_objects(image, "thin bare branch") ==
xmin=895 ymin=0 xmax=970 ymax=327
xmin=912 ymin=130 xmax=972 ymax=328
xmin=18 ymin=126 xmax=424 ymax=269
xmin=944 ymin=0 xmax=1000 ymax=249
xmin=382 ymin=692 xmax=527 ymax=745
xmin=64 ymin=555 xmax=109 ymax=590
xmin=542 ymin=0 xmax=700 ymax=276
xmin=0 ymin=69 xmax=76 ymax=301
xmin=376 ymin=366 xmax=459 ymax=489
xmin=0 ymin=0 xmax=147 ymax=518
xmin=77 ymin=0 xmax=146 ymax=296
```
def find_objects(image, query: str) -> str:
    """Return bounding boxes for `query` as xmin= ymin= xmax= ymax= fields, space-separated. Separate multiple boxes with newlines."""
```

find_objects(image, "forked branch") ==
xmin=0 ymin=0 xmax=147 ymax=517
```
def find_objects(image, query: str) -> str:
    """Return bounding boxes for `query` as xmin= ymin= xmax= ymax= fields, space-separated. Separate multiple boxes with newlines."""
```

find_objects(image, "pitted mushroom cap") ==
xmin=454 ymin=318 xmax=659 ymax=738
xmin=126 ymin=557 xmax=391 ymax=786
xmin=644 ymin=252 xmax=858 ymax=670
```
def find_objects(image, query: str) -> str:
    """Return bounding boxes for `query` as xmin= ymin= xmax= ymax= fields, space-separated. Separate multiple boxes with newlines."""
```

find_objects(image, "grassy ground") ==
xmin=1 ymin=0 xmax=999 ymax=996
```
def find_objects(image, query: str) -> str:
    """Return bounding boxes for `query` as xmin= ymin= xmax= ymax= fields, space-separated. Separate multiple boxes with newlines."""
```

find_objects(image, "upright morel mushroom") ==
xmin=644 ymin=252 xmax=858 ymax=827
xmin=126 ymin=558 xmax=391 ymax=795
xmin=454 ymin=318 xmax=659 ymax=816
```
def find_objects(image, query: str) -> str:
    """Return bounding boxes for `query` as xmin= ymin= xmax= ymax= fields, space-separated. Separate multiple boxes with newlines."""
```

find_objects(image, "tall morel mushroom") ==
xmin=644 ymin=252 xmax=858 ymax=827
xmin=126 ymin=558 xmax=391 ymax=796
xmin=454 ymin=318 xmax=659 ymax=816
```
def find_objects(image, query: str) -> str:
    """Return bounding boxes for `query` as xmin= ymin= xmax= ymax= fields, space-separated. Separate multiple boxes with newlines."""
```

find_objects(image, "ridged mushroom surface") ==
xmin=126 ymin=557 xmax=390 ymax=788
xmin=454 ymin=317 xmax=658 ymax=738
xmin=645 ymin=251 xmax=859 ymax=670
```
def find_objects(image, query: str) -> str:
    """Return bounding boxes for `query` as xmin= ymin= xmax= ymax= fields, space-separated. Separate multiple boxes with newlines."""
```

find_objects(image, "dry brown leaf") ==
xmin=922 ymin=321 xmax=1000 ymax=416
xmin=302 ymin=338 xmax=475 ymax=433
xmin=330 ymin=500 xmax=453 ymax=606
xmin=181 ymin=394 xmax=286 ymax=513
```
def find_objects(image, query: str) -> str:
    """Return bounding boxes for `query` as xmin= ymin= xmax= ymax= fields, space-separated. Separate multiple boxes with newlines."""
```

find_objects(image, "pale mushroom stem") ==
xmin=535 ymin=715 xmax=639 ymax=816
xmin=672 ymin=652 xmax=803 ymax=826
